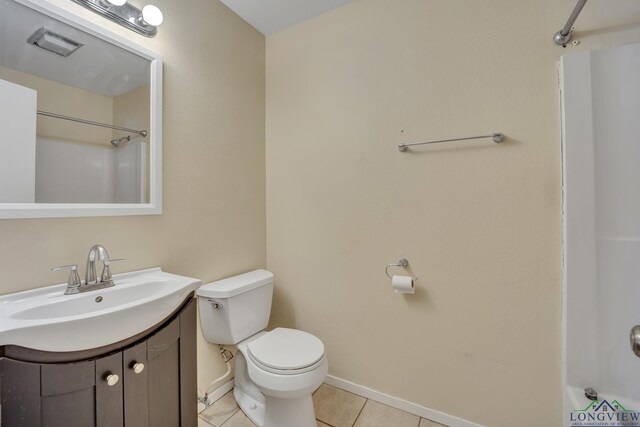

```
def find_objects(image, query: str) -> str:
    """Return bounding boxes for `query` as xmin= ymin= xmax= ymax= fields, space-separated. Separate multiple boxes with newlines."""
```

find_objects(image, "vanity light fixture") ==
xmin=102 ymin=0 xmax=126 ymax=6
xmin=141 ymin=4 xmax=163 ymax=26
xmin=71 ymin=0 xmax=163 ymax=37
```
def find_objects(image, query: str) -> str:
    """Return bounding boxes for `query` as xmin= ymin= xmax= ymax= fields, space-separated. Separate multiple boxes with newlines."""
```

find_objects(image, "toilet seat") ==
xmin=247 ymin=328 xmax=325 ymax=375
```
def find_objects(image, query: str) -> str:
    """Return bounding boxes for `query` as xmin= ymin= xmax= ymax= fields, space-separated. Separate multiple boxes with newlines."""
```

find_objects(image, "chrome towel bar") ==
xmin=397 ymin=133 xmax=505 ymax=152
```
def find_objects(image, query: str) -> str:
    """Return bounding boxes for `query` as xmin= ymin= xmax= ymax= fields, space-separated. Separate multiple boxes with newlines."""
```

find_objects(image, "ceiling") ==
xmin=219 ymin=0 xmax=354 ymax=35
xmin=0 ymin=0 xmax=149 ymax=97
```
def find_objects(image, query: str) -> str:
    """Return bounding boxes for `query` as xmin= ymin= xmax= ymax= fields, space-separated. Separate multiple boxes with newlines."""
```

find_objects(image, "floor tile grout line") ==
xmin=317 ymin=417 xmax=341 ymax=427
xmin=198 ymin=416 xmax=215 ymax=427
xmin=351 ymin=398 xmax=369 ymax=427
xmin=218 ymin=407 xmax=242 ymax=426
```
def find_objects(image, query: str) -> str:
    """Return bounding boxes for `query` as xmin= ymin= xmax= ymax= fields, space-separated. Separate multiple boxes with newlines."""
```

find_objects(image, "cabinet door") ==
xmin=41 ymin=359 xmax=96 ymax=427
xmin=123 ymin=341 xmax=148 ymax=426
xmin=180 ymin=299 xmax=197 ymax=427
xmin=39 ymin=352 xmax=124 ymax=427
xmin=1 ymin=358 xmax=41 ymax=427
xmin=147 ymin=316 xmax=181 ymax=427
xmin=96 ymin=352 xmax=124 ymax=427
xmin=124 ymin=298 xmax=197 ymax=427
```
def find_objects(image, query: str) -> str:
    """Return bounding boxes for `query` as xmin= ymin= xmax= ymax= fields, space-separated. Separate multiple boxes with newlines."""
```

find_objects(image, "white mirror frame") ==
xmin=0 ymin=0 xmax=162 ymax=219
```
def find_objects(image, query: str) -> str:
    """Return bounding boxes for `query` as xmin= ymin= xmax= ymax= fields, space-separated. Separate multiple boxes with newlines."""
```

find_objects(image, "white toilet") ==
xmin=197 ymin=270 xmax=328 ymax=427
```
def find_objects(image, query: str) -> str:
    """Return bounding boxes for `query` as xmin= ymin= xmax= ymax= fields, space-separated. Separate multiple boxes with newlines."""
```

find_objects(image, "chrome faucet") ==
xmin=86 ymin=244 xmax=110 ymax=285
xmin=52 ymin=244 xmax=124 ymax=295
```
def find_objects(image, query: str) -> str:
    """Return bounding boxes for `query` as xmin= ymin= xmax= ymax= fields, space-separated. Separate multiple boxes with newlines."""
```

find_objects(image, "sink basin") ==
xmin=0 ymin=268 xmax=201 ymax=352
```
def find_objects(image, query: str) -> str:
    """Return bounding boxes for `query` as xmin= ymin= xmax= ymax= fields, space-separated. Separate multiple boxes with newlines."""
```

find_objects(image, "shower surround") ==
xmin=562 ymin=42 xmax=640 ymax=420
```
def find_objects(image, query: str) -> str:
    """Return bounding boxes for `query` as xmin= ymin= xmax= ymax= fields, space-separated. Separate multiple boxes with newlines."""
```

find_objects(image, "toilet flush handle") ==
xmin=207 ymin=299 xmax=223 ymax=309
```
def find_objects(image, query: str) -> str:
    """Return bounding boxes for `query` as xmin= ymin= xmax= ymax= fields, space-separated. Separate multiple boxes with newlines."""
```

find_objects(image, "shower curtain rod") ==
xmin=553 ymin=0 xmax=588 ymax=46
xmin=37 ymin=110 xmax=148 ymax=137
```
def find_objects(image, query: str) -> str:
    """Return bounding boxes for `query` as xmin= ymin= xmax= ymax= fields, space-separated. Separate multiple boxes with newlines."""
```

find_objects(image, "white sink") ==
xmin=0 ymin=268 xmax=201 ymax=352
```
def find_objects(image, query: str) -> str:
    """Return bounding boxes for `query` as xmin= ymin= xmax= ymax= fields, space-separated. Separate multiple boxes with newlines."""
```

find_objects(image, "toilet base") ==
xmin=234 ymin=387 xmax=317 ymax=427
xmin=234 ymin=386 xmax=265 ymax=426
xmin=264 ymin=394 xmax=317 ymax=427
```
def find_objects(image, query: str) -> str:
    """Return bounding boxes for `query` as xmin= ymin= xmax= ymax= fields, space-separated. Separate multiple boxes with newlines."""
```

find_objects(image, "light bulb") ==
xmin=105 ymin=0 xmax=126 ymax=6
xmin=141 ymin=4 xmax=163 ymax=26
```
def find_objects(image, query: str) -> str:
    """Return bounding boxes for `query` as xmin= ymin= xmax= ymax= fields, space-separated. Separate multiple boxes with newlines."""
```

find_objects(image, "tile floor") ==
xmin=199 ymin=383 xmax=448 ymax=427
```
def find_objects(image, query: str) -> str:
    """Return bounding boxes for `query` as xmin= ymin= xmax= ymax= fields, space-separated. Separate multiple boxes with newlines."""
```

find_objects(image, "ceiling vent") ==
xmin=27 ymin=27 xmax=83 ymax=57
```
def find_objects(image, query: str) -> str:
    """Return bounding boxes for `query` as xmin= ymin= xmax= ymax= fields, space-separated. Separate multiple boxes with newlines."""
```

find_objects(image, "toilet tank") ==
xmin=197 ymin=269 xmax=274 ymax=345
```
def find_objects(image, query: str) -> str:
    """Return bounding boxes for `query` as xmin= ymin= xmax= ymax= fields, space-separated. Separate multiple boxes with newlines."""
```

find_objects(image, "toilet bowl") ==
xmin=197 ymin=270 xmax=328 ymax=427
xmin=235 ymin=329 xmax=328 ymax=426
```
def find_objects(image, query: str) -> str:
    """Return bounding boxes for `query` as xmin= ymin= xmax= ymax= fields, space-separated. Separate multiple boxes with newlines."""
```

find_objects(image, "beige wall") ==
xmin=265 ymin=1 xmax=640 ymax=426
xmin=113 ymin=84 xmax=150 ymax=144
xmin=113 ymin=84 xmax=151 ymax=202
xmin=0 ymin=65 xmax=113 ymax=145
xmin=0 ymin=0 xmax=265 ymax=396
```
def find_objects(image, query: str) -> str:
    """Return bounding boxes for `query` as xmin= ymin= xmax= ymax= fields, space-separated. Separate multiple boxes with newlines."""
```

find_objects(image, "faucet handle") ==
xmin=101 ymin=259 xmax=125 ymax=282
xmin=52 ymin=265 xmax=82 ymax=289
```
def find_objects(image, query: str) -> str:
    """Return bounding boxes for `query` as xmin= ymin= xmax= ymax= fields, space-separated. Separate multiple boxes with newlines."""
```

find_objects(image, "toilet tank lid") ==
xmin=197 ymin=269 xmax=273 ymax=299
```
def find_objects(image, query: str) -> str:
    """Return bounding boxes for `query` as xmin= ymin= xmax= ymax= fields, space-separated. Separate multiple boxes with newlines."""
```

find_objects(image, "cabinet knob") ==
xmin=105 ymin=373 xmax=119 ymax=386
xmin=132 ymin=362 xmax=145 ymax=374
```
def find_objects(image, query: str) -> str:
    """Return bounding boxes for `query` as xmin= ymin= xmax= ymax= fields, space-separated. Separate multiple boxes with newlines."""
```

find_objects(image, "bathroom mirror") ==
xmin=0 ymin=0 xmax=162 ymax=218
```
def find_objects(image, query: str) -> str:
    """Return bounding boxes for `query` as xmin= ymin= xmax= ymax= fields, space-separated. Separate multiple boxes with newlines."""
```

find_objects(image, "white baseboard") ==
xmin=324 ymin=375 xmax=486 ymax=427
xmin=198 ymin=379 xmax=235 ymax=413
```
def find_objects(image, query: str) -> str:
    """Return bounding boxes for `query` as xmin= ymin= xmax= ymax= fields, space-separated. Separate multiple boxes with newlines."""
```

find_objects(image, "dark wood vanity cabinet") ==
xmin=0 ymin=296 xmax=197 ymax=427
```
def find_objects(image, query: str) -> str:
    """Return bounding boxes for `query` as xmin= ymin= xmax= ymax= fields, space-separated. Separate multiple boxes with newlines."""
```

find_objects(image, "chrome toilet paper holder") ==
xmin=385 ymin=258 xmax=418 ymax=281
